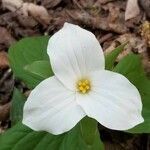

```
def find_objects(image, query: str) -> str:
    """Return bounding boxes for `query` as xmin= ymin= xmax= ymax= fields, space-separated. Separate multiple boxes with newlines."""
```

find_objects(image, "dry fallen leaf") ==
xmin=104 ymin=33 xmax=150 ymax=74
xmin=21 ymin=3 xmax=50 ymax=25
xmin=67 ymin=9 xmax=128 ymax=34
xmin=125 ymin=0 xmax=140 ymax=20
xmin=0 ymin=51 xmax=9 ymax=69
xmin=138 ymin=0 xmax=150 ymax=18
xmin=0 ymin=27 xmax=16 ymax=50
xmin=0 ymin=102 xmax=10 ymax=121
xmin=2 ymin=0 xmax=50 ymax=26
xmin=140 ymin=21 xmax=150 ymax=46
xmin=105 ymin=33 xmax=146 ymax=60
xmin=2 ymin=0 xmax=23 ymax=12
xmin=141 ymin=50 xmax=150 ymax=75
xmin=42 ymin=0 xmax=62 ymax=9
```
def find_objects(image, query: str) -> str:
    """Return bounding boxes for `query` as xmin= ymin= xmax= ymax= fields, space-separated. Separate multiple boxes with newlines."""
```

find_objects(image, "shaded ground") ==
xmin=0 ymin=0 xmax=150 ymax=149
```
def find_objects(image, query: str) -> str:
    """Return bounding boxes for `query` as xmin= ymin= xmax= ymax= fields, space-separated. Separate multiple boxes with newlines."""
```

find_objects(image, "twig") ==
xmin=0 ymin=68 xmax=12 ymax=87
xmin=99 ymin=33 xmax=113 ymax=43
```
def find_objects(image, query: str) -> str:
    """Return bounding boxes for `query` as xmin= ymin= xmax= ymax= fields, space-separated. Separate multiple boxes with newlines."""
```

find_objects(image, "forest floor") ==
xmin=0 ymin=0 xmax=150 ymax=149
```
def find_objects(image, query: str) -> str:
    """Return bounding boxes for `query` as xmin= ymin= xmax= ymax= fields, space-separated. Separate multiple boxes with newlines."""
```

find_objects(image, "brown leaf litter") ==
xmin=2 ymin=0 xmax=51 ymax=26
xmin=125 ymin=0 xmax=140 ymax=20
xmin=0 ymin=51 xmax=9 ymax=69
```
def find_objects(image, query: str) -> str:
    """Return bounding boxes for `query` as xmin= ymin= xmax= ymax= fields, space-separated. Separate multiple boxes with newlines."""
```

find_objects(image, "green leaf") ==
xmin=24 ymin=60 xmax=53 ymax=81
xmin=10 ymin=88 xmax=26 ymax=126
xmin=80 ymin=117 xmax=98 ymax=145
xmin=0 ymin=121 xmax=104 ymax=150
xmin=9 ymin=36 xmax=51 ymax=89
xmin=113 ymin=53 xmax=141 ymax=75
xmin=127 ymin=77 xmax=150 ymax=133
xmin=105 ymin=43 xmax=127 ymax=70
xmin=113 ymin=53 xmax=150 ymax=133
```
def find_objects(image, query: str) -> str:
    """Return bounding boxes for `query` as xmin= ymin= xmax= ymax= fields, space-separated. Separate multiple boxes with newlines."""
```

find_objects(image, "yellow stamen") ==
xmin=85 ymin=80 xmax=89 ymax=84
xmin=85 ymin=85 xmax=90 ymax=90
xmin=79 ymin=86 xmax=84 ymax=91
xmin=78 ymin=82 xmax=82 ymax=86
xmin=82 ymin=82 xmax=86 ymax=86
xmin=82 ymin=90 xmax=86 ymax=94
xmin=77 ymin=79 xmax=91 ymax=94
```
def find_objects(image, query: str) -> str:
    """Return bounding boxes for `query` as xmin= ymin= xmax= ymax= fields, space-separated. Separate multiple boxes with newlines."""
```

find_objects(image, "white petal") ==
xmin=23 ymin=76 xmax=85 ymax=135
xmin=77 ymin=70 xmax=144 ymax=130
xmin=47 ymin=23 xmax=104 ymax=90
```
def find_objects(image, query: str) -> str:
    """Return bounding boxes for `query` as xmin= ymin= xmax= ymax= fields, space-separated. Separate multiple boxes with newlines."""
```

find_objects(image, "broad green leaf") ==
xmin=114 ymin=53 xmax=150 ymax=133
xmin=24 ymin=60 xmax=53 ymax=81
xmin=10 ymin=88 xmax=26 ymax=126
xmin=105 ymin=43 xmax=127 ymax=70
xmin=0 ymin=121 xmax=104 ymax=150
xmin=80 ymin=117 xmax=98 ymax=145
xmin=113 ymin=53 xmax=141 ymax=76
xmin=9 ymin=36 xmax=51 ymax=89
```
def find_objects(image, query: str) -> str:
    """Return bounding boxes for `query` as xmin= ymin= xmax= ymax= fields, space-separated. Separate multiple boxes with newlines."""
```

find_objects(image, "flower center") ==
xmin=77 ymin=79 xmax=91 ymax=94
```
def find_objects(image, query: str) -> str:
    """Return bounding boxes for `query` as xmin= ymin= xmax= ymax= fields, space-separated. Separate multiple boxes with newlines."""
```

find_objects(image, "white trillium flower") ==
xmin=23 ymin=23 xmax=144 ymax=135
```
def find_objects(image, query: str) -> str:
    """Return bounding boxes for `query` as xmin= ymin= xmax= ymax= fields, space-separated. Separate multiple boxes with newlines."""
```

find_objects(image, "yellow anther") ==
xmin=78 ymin=81 xmax=82 ymax=86
xmin=82 ymin=90 xmax=86 ymax=94
xmin=79 ymin=86 xmax=84 ymax=91
xmin=82 ymin=82 xmax=86 ymax=86
xmin=85 ymin=80 xmax=89 ymax=84
xmin=85 ymin=85 xmax=90 ymax=90
xmin=77 ymin=79 xmax=91 ymax=94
